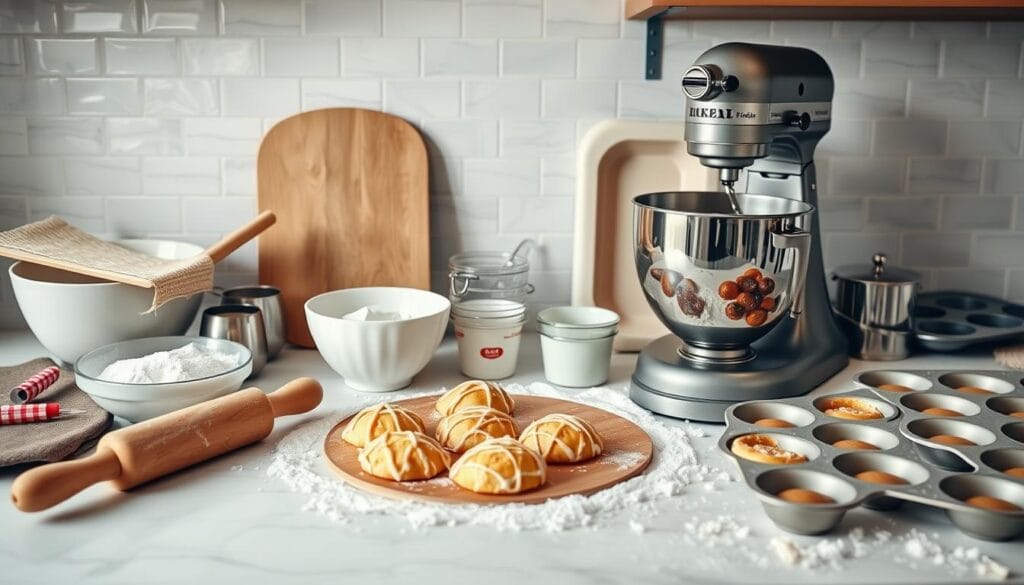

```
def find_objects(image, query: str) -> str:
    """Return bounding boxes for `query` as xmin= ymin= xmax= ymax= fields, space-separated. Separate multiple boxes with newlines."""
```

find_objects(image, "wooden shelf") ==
xmin=627 ymin=0 xmax=1024 ymax=20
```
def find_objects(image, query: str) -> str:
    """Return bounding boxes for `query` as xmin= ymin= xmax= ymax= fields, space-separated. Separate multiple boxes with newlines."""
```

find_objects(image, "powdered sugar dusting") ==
xmin=267 ymin=381 xmax=718 ymax=532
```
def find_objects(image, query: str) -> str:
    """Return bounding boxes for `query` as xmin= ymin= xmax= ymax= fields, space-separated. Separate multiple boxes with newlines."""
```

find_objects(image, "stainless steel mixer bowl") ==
xmin=634 ymin=192 xmax=813 ymax=361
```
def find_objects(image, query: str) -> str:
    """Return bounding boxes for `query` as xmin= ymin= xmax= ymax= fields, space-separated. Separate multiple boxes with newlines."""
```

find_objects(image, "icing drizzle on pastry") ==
xmin=450 ymin=436 xmax=546 ymax=494
xmin=341 ymin=403 xmax=425 ymax=446
xmin=436 ymin=406 xmax=518 ymax=451
xmin=436 ymin=380 xmax=515 ymax=415
xmin=358 ymin=431 xmax=450 ymax=481
xmin=519 ymin=413 xmax=604 ymax=462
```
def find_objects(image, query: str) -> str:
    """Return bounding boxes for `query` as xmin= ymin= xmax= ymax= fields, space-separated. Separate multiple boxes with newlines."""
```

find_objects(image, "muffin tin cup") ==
xmin=721 ymin=369 xmax=1024 ymax=541
xmin=915 ymin=291 xmax=1024 ymax=352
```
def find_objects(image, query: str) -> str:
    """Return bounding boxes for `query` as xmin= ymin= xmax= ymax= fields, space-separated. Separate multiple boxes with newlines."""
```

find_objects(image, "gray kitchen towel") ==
xmin=0 ymin=358 xmax=112 ymax=466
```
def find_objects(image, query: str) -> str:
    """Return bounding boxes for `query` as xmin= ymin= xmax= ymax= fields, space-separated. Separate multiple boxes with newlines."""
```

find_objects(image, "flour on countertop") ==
xmin=98 ymin=341 xmax=239 ymax=383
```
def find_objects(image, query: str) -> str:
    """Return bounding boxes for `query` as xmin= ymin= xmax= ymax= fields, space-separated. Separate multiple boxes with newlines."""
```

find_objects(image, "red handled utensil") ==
xmin=10 ymin=365 xmax=60 ymax=404
xmin=1 ymin=403 xmax=86 ymax=424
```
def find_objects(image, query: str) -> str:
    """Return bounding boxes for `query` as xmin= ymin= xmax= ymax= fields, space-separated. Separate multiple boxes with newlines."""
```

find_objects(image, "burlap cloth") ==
xmin=0 ymin=359 xmax=112 ymax=467
xmin=0 ymin=216 xmax=213 ymax=311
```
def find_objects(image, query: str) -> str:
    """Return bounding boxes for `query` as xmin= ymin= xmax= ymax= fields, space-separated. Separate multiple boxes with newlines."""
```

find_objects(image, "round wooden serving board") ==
xmin=323 ymin=394 xmax=654 ymax=505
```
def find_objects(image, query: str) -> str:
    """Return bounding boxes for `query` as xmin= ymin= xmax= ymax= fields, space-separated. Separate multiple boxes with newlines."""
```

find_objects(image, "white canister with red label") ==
xmin=451 ymin=299 xmax=527 ymax=379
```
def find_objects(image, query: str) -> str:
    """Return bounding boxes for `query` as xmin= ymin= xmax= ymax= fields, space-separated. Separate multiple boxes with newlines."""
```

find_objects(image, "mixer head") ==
xmin=682 ymin=42 xmax=834 ymax=189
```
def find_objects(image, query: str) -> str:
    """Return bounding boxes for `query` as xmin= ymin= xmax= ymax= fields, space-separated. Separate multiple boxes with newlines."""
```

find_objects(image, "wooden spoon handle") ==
xmin=204 ymin=210 xmax=277 ymax=264
xmin=267 ymin=377 xmax=323 ymax=417
xmin=11 ymin=447 xmax=122 ymax=513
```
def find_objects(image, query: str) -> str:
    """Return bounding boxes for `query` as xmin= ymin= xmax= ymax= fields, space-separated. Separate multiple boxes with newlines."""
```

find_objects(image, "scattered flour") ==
xmin=267 ymin=381 xmax=719 ymax=532
xmin=342 ymin=306 xmax=410 ymax=321
xmin=98 ymin=341 xmax=240 ymax=383
xmin=896 ymin=529 xmax=1009 ymax=581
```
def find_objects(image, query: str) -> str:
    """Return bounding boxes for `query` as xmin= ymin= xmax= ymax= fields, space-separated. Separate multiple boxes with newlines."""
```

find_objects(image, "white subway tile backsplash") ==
xmin=944 ymin=40 xmax=1020 ymax=78
xmin=429 ymin=156 xmax=461 ymax=195
xmin=830 ymin=158 xmax=905 ymax=195
xmin=873 ymin=119 xmax=947 ymax=156
xmin=867 ymin=196 xmax=938 ymax=229
xmin=833 ymin=79 xmax=907 ymax=119
xmin=502 ymin=39 xmax=575 ymax=77
xmin=818 ymin=119 xmax=870 ymax=156
xmin=943 ymin=195 xmax=1014 ymax=230
xmin=107 ymin=197 xmax=181 ymax=235
xmin=383 ymin=0 xmax=460 ymax=38
xmin=499 ymin=196 xmax=572 ymax=232
xmin=834 ymin=21 xmax=910 ymax=39
xmin=182 ymin=38 xmax=259 ymax=76
xmin=464 ymin=0 xmax=540 ymax=38
xmin=421 ymin=119 xmax=497 ymax=158
xmin=0 ymin=157 xmax=63 ymax=194
xmin=62 ymin=0 xmax=137 ymax=33
xmin=0 ymin=1 xmax=57 ymax=33
xmin=144 ymin=78 xmax=218 ymax=115
xmin=988 ymin=80 xmax=1024 ymax=119
xmin=1011 ymin=271 xmax=1024 ymax=301
xmin=535 ymin=234 xmax=572 ymax=270
xmin=0 ymin=197 xmax=26 ymax=230
xmin=817 ymin=197 xmax=864 ymax=232
xmin=220 ymin=0 xmax=300 ymax=36
xmin=692 ymin=21 xmax=771 ymax=41
xmin=264 ymin=38 xmax=339 ymax=77
xmin=771 ymin=20 xmax=833 ymax=40
xmin=0 ymin=37 xmax=22 ymax=76
xmin=540 ymin=157 xmax=573 ymax=196
xmin=463 ymin=158 xmax=539 ymax=197
xmin=28 ymin=196 xmax=104 ymax=232
xmin=183 ymin=196 xmax=253 ymax=231
xmin=974 ymin=235 xmax=1024 ymax=267
xmin=104 ymin=38 xmax=177 ymax=75
xmin=903 ymin=233 xmax=971 ymax=267
xmin=384 ymin=80 xmax=458 ymax=119
xmin=542 ymin=80 xmax=614 ymax=119
xmin=912 ymin=21 xmax=986 ymax=39
xmin=67 ymin=78 xmax=138 ymax=115
xmin=908 ymin=79 xmax=984 ymax=119
xmin=791 ymin=40 xmax=860 ymax=79
xmin=0 ymin=78 xmax=64 ymax=114
xmin=304 ymin=0 xmax=380 ymax=36
xmin=108 ymin=117 xmax=183 ymax=155
xmin=143 ymin=0 xmax=217 ymax=35
xmin=344 ymin=38 xmax=419 ymax=78
xmin=223 ymin=157 xmax=256 ymax=195
xmin=619 ymin=80 xmax=682 ymax=119
xmin=577 ymin=39 xmax=642 ymax=80
xmin=984 ymin=159 xmax=1024 ymax=194
xmin=301 ymin=79 xmax=381 ymax=110
xmin=424 ymin=39 xmax=498 ymax=77
xmin=222 ymin=78 xmax=300 ymax=116
xmin=501 ymin=119 xmax=573 ymax=156
xmin=0 ymin=118 xmax=27 ymax=155
xmin=948 ymin=120 xmax=1022 ymax=157
xmin=934 ymin=268 xmax=1006 ymax=297
xmin=183 ymin=117 xmax=260 ymax=155
xmin=908 ymin=158 xmax=981 ymax=194
xmin=863 ymin=40 xmax=939 ymax=77
xmin=464 ymin=79 xmax=539 ymax=118
xmin=431 ymin=194 xmax=497 ymax=236
xmin=26 ymin=38 xmax=97 ymax=75
xmin=143 ymin=157 xmax=220 ymax=195
xmin=65 ymin=157 xmax=140 ymax=195
xmin=545 ymin=0 xmax=621 ymax=38
xmin=27 ymin=117 xmax=102 ymax=154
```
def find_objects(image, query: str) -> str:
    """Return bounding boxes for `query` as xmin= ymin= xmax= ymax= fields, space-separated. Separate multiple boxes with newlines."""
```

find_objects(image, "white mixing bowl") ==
xmin=9 ymin=239 xmax=205 ymax=364
xmin=305 ymin=287 xmax=451 ymax=392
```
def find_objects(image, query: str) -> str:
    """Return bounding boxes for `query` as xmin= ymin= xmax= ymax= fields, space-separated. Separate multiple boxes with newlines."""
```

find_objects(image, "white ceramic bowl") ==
xmin=305 ymin=287 xmax=451 ymax=392
xmin=536 ymin=306 xmax=620 ymax=340
xmin=75 ymin=336 xmax=253 ymax=422
xmin=9 ymin=239 xmax=205 ymax=365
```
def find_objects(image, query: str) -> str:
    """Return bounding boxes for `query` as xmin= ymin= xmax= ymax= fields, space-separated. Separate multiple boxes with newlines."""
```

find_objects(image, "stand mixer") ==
xmin=630 ymin=42 xmax=849 ymax=422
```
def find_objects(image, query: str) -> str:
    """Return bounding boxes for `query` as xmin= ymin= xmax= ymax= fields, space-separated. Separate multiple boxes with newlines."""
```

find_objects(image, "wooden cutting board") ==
xmin=323 ymin=394 xmax=654 ymax=505
xmin=257 ymin=108 xmax=430 ymax=348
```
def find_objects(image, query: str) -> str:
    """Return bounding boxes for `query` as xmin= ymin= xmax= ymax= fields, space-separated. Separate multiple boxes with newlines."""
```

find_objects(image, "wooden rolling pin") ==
xmin=11 ymin=377 xmax=323 ymax=512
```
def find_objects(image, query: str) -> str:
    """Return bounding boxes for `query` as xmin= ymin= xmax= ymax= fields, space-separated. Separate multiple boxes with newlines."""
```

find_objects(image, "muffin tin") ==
xmin=719 ymin=369 xmax=1024 ymax=541
xmin=914 ymin=291 xmax=1024 ymax=352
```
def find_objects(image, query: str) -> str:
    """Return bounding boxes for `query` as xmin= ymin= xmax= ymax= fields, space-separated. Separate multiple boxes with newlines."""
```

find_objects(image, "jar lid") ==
xmin=832 ymin=252 xmax=919 ymax=286
xmin=448 ymin=251 xmax=529 ymax=276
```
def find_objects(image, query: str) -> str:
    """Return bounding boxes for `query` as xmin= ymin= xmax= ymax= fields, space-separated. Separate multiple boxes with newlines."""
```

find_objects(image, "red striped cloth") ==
xmin=10 ymin=365 xmax=60 ymax=404
xmin=0 ymin=403 xmax=59 ymax=424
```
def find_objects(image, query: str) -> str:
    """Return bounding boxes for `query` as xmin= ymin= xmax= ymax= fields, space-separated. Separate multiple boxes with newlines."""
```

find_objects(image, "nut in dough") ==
xmin=730 ymin=434 xmax=808 ymax=465
xmin=436 ymin=406 xmax=518 ymax=453
xmin=821 ymin=397 xmax=883 ymax=421
xmin=450 ymin=437 xmax=546 ymax=495
xmin=436 ymin=380 xmax=514 ymax=416
xmin=358 ymin=431 xmax=451 ymax=482
xmin=519 ymin=413 xmax=604 ymax=463
xmin=341 ymin=403 xmax=425 ymax=447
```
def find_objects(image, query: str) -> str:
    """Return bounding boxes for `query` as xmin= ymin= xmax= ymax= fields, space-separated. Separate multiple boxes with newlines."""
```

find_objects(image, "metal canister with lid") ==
xmin=831 ymin=253 xmax=920 ymax=360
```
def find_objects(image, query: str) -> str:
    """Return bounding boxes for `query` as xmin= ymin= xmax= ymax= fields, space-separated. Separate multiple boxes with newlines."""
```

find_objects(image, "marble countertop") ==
xmin=1 ymin=328 xmax=1022 ymax=585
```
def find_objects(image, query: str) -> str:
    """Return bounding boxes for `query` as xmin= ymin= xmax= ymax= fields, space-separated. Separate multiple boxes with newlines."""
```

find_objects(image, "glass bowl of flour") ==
xmin=75 ymin=336 xmax=253 ymax=422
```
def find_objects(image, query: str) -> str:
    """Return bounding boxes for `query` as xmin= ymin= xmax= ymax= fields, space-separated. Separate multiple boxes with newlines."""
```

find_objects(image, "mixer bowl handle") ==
xmin=771 ymin=229 xmax=811 ymax=318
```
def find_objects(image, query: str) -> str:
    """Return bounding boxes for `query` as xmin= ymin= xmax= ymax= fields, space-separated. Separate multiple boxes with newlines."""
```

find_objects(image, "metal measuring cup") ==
xmin=221 ymin=285 xmax=285 ymax=358
xmin=200 ymin=304 xmax=268 ymax=377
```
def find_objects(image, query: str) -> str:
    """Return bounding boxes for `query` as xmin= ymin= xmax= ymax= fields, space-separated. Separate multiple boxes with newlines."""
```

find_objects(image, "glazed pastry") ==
xmin=777 ymin=488 xmax=834 ymax=504
xmin=832 ymin=439 xmax=879 ymax=450
xmin=341 ymin=403 xmax=425 ymax=447
xmin=929 ymin=434 xmax=975 ymax=446
xmin=435 ymin=406 xmax=518 ymax=453
xmin=357 ymin=431 xmax=450 ymax=482
xmin=753 ymin=418 xmax=794 ymax=429
xmin=855 ymin=470 xmax=907 ymax=485
xmin=921 ymin=407 xmax=962 ymax=417
xmin=450 ymin=437 xmax=546 ymax=495
xmin=436 ymin=380 xmax=514 ymax=416
xmin=519 ymin=413 xmax=604 ymax=464
xmin=876 ymin=384 xmax=912 ymax=393
xmin=1009 ymin=411 xmax=1024 ymax=419
xmin=730 ymin=434 xmax=808 ymax=465
xmin=821 ymin=397 xmax=883 ymax=421
xmin=965 ymin=495 xmax=1021 ymax=513
xmin=957 ymin=385 xmax=993 ymax=395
